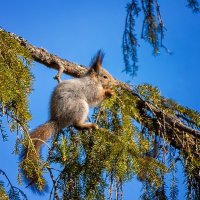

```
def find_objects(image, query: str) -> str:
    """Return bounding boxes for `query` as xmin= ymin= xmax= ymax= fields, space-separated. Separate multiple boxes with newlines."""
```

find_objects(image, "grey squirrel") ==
xmin=28 ymin=50 xmax=116 ymax=157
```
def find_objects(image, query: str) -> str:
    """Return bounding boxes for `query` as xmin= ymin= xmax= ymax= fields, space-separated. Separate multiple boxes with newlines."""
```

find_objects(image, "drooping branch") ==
xmin=0 ymin=169 xmax=28 ymax=199
xmin=2 ymin=29 xmax=200 ymax=157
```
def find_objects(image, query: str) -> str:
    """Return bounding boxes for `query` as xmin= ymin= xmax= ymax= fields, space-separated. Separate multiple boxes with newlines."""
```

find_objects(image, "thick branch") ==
xmin=123 ymin=83 xmax=200 ymax=156
xmin=3 ymin=29 xmax=200 ymax=157
xmin=6 ymin=30 xmax=88 ymax=78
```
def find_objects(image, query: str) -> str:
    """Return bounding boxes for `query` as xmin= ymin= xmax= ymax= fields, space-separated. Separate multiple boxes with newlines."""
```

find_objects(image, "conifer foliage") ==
xmin=0 ymin=30 xmax=33 ymax=137
xmin=123 ymin=0 xmax=200 ymax=76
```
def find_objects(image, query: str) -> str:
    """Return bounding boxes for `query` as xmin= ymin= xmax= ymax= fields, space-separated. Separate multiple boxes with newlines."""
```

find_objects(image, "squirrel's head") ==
xmin=85 ymin=50 xmax=116 ymax=88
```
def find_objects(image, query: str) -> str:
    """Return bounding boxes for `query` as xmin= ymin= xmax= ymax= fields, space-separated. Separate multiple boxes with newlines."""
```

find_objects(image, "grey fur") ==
xmin=50 ymin=77 xmax=103 ymax=128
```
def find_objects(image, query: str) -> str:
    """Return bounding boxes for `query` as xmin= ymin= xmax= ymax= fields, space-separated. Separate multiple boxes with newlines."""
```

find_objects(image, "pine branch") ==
xmin=1 ymin=28 xmax=199 ymax=157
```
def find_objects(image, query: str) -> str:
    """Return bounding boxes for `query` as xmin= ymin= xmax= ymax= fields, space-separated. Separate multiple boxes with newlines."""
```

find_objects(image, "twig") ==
xmin=47 ymin=167 xmax=60 ymax=200
xmin=0 ymin=169 xmax=28 ymax=200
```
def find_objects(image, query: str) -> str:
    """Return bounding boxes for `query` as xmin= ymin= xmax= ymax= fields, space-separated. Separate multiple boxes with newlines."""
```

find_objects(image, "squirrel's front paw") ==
xmin=92 ymin=123 xmax=99 ymax=129
xmin=105 ymin=89 xmax=114 ymax=98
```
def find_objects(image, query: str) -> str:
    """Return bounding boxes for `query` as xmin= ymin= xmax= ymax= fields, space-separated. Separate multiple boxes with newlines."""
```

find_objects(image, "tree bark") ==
xmin=3 ymin=29 xmax=199 ymax=157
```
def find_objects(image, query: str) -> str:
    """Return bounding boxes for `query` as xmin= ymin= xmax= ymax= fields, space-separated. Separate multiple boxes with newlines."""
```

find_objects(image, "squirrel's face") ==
xmin=86 ymin=50 xmax=116 ymax=88
xmin=97 ymin=69 xmax=116 ymax=89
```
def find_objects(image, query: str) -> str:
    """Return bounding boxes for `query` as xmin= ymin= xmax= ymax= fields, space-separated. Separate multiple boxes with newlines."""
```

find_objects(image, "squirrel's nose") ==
xmin=113 ymin=80 xmax=119 ymax=86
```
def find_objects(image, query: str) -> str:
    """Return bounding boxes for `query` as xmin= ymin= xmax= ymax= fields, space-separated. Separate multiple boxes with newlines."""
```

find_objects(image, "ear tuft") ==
xmin=89 ymin=50 xmax=105 ymax=74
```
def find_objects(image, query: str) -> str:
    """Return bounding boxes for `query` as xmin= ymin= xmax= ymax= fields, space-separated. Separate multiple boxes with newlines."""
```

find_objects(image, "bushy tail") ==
xmin=20 ymin=120 xmax=59 ymax=192
xmin=29 ymin=120 xmax=59 ymax=155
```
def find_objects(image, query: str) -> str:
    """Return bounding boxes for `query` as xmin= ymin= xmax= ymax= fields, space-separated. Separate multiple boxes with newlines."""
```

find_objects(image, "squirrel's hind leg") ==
xmin=73 ymin=100 xmax=98 ymax=130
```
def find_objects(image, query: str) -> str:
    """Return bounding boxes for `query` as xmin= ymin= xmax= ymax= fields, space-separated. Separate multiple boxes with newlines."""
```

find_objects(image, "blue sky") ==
xmin=0 ymin=0 xmax=200 ymax=199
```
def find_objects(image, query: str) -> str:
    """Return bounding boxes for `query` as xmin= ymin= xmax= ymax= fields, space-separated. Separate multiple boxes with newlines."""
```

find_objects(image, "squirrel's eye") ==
xmin=103 ymin=75 xmax=108 ymax=79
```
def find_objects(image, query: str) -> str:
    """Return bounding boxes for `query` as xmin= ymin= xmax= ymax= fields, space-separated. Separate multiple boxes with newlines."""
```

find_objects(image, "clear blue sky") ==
xmin=0 ymin=0 xmax=200 ymax=199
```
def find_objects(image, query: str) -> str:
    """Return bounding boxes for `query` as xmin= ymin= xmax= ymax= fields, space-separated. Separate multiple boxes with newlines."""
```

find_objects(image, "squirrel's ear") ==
xmin=89 ymin=50 xmax=104 ymax=74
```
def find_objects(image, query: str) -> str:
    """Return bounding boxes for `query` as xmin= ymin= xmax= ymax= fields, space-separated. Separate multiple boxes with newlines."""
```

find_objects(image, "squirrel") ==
xmin=21 ymin=50 xmax=116 ymax=190
xmin=30 ymin=50 xmax=115 ymax=155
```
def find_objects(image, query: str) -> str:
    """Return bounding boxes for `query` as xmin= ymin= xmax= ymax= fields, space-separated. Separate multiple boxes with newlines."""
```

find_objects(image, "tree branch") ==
xmin=2 ymin=28 xmax=199 ymax=157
